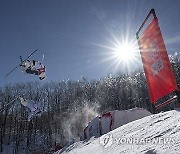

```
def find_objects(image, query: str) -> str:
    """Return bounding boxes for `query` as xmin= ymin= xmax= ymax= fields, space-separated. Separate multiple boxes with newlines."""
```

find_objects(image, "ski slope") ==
xmin=55 ymin=109 xmax=180 ymax=154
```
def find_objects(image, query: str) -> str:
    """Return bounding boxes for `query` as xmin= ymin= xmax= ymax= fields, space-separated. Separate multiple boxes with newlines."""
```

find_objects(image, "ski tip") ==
xmin=5 ymin=73 xmax=9 ymax=78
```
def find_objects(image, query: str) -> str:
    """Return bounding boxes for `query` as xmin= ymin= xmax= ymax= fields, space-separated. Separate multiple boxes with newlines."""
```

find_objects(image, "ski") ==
xmin=5 ymin=49 xmax=38 ymax=78
xmin=0 ymin=98 xmax=18 ymax=112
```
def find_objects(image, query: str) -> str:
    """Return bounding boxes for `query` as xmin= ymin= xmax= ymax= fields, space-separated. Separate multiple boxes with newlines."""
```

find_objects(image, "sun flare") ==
xmin=92 ymin=34 xmax=140 ymax=73
xmin=114 ymin=42 xmax=136 ymax=62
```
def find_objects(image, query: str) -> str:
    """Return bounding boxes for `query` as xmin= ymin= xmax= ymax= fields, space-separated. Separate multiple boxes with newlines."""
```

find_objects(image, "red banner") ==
xmin=138 ymin=18 xmax=178 ymax=103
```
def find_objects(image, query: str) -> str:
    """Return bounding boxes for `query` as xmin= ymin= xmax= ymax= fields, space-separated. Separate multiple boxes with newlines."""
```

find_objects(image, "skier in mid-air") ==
xmin=6 ymin=49 xmax=47 ymax=80
xmin=21 ymin=59 xmax=46 ymax=80
xmin=19 ymin=97 xmax=41 ymax=121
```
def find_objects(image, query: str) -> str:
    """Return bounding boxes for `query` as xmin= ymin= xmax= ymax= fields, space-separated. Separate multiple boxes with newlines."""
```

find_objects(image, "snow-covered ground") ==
xmin=56 ymin=109 xmax=180 ymax=154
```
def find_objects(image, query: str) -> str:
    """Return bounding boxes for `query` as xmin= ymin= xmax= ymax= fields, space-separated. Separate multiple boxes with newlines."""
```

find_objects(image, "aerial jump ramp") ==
xmin=81 ymin=108 xmax=152 ymax=140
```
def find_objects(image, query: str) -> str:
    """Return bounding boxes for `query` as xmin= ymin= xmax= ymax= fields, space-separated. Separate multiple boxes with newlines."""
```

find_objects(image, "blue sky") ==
xmin=1 ymin=0 xmax=180 ymax=87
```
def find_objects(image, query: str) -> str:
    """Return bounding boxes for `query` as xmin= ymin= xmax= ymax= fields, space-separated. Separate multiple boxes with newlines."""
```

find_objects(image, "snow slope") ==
xmin=56 ymin=110 xmax=180 ymax=154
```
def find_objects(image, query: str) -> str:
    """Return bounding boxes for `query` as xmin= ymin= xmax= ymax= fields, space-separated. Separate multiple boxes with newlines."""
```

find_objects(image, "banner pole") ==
xmin=136 ymin=9 xmax=157 ymax=39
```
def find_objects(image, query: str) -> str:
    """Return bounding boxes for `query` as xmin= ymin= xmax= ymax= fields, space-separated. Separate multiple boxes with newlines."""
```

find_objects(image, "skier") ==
xmin=5 ymin=49 xmax=47 ymax=80
xmin=21 ymin=59 xmax=46 ymax=80
xmin=19 ymin=97 xmax=41 ymax=121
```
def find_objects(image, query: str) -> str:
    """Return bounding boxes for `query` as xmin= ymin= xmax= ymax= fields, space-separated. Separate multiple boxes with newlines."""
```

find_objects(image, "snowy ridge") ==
xmin=56 ymin=110 xmax=180 ymax=154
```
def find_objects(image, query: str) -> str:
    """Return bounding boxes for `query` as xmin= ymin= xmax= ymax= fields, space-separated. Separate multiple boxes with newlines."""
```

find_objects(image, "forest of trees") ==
xmin=1 ymin=53 xmax=180 ymax=154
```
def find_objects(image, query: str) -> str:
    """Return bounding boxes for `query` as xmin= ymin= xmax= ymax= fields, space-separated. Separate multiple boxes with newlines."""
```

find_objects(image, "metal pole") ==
xmin=136 ymin=9 xmax=157 ymax=39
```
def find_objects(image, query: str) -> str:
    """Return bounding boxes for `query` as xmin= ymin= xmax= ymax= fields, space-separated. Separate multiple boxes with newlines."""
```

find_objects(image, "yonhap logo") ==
xmin=99 ymin=134 xmax=176 ymax=148
xmin=99 ymin=133 xmax=113 ymax=148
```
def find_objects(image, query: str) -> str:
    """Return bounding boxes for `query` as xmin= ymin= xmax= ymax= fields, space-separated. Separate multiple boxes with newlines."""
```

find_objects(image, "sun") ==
xmin=91 ymin=34 xmax=140 ymax=73
xmin=114 ymin=41 xmax=136 ymax=63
